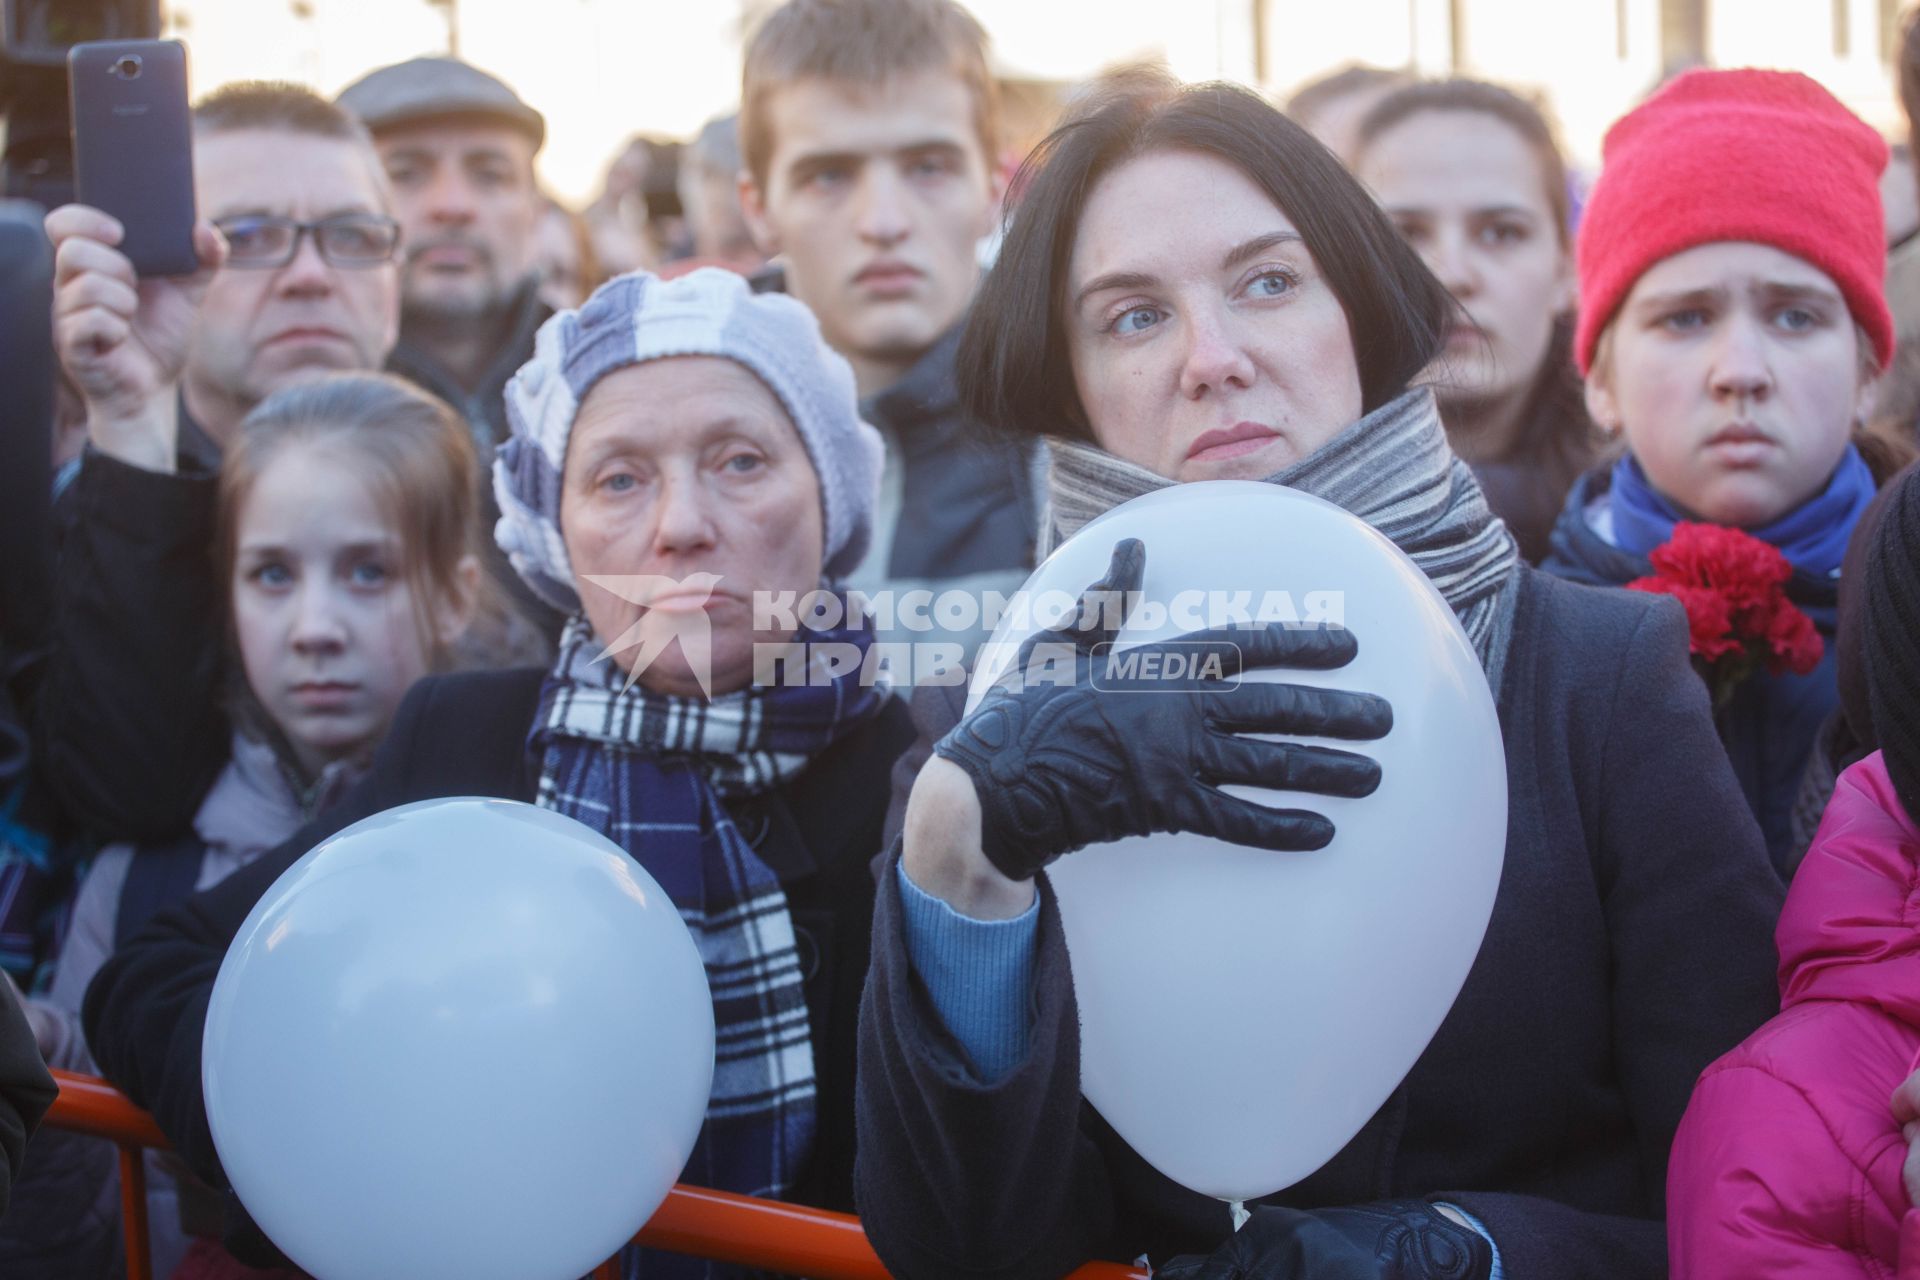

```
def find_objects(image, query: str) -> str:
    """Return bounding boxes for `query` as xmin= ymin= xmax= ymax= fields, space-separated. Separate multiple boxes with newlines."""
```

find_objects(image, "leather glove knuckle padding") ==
xmin=933 ymin=538 xmax=1394 ymax=882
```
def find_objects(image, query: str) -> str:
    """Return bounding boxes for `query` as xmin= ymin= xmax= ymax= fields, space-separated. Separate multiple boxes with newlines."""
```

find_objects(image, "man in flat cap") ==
xmin=337 ymin=56 xmax=549 ymax=458
xmin=337 ymin=56 xmax=562 ymax=649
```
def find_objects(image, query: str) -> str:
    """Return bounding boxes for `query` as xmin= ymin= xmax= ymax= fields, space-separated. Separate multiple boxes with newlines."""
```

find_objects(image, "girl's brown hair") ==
xmin=217 ymin=372 xmax=483 ymax=672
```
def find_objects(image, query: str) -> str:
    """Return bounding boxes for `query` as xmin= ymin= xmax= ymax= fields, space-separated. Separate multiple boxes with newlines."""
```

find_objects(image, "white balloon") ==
xmin=203 ymin=798 xmax=715 ymax=1280
xmin=968 ymin=482 xmax=1507 ymax=1203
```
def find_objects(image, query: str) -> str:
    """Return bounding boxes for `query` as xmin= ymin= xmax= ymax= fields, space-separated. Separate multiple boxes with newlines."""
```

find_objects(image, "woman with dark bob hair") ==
xmin=854 ymin=77 xmax=1784 ymax=1280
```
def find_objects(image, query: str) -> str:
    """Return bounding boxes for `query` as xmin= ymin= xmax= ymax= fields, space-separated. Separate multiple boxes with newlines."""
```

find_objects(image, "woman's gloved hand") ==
xmin=932 ymin=538 xmax=1393 ymax=881
xmin=1153 ymin=1201 xmax=1493 ymax=1280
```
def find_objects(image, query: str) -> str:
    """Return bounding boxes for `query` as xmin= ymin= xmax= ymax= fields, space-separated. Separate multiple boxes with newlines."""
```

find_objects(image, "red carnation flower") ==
xmin=1626 ymin=577 xmax=1741 ymax=662
xmin=1627 ymin=522 xmax=1825 ymax=709
xmin=1762 ymin=596 xmax=1824 ymax=676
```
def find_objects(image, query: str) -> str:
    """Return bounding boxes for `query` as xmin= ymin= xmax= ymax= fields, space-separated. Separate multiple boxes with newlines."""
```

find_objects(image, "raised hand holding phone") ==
xmin=45 ymin=203 xmax=224 ymax=472
xmin=53 ymin=38 xmax=225 ymax=472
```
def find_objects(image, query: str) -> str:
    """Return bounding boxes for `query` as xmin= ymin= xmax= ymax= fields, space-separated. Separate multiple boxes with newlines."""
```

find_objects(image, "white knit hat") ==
xmin=493 ymin=268 xmax=885 ymax=611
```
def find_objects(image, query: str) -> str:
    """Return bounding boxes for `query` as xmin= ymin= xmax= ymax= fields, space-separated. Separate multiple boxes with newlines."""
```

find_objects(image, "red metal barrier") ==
xmin=45 ymin=1070 xmax=1148 ymax=1280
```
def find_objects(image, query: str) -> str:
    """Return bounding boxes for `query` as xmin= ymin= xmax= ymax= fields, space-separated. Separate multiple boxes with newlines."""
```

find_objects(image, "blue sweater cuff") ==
xmin=1435 ymin=1203 xmax=1502 ymax=1280
xmin=895 ymin=859 xmax=1040 ymax=1082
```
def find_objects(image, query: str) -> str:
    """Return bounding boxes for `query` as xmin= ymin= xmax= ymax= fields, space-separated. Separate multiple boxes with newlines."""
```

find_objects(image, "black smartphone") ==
xmin=67 ymin=37 xmax=196 ymax=276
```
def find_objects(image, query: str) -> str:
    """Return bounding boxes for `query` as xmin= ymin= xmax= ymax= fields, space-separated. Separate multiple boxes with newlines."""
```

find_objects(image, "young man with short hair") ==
xmin=739 ymin=0 xmax=1037 ymax=664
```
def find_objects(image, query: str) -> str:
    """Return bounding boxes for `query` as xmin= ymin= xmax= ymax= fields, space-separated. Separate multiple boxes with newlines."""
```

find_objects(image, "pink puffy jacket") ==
xmin=1669 ymin=751 xmax=1920 ymax=1278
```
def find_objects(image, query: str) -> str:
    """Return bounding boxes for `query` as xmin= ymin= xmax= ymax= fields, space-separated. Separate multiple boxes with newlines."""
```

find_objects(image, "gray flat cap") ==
xmin=336 ymin=56 xmax=545 ymax=149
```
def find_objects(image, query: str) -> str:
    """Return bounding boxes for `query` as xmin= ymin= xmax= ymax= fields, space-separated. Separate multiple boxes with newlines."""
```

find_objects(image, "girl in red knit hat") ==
xmin=1542 ymin=67 xmax=1915 ymax=878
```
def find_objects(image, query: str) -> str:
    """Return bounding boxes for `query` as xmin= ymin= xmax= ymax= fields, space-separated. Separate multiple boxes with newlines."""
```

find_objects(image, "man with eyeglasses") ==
xmin=35 ymin=83 xmax=405 ymax=852
xmin=47 ymin=82 xmax=401 ymax=475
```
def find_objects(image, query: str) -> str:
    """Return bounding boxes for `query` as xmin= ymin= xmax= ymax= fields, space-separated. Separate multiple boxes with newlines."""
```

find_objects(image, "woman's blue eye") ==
xmin=251 ymin=562 xmax=291 ymax=587
xmin=1662 ymin=308 xmax=1709 ymax=332
xmin=1479 ymin=222 xmax=1527 ymax=247
xmin=350 ymin=561 xmax=390 ymax=587
xmin=601 ymin=472 xmax=637 ymax=493
xmin=1249 ymin=270 xmax=1294 ymax=297
xmin=725 ymin=453 xmax=763 ymax=473
xmin=1112 ymin=305 xmax=1162 ymax=335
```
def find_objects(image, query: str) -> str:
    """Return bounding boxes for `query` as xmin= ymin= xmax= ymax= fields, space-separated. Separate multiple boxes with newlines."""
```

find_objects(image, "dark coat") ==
xmin=38 ymin=435 xmax=227 ymax=843
xmin=0 ymin=971 xmax=57 ymax=1221
xmin=83 ymin=667 xmax=915 ymax=1220
xmin=854 ymin=566 xmax=1785 ymax=1280
xmin=1543 ymin=467 xmax=1841 ymax=876
xmin=858 ymin=325 xmax=1040 ymax=591
xmin=384 ymin=280 xmax=549 ymax=455
xmin=385 ymin=280 xmax=565 ymax=646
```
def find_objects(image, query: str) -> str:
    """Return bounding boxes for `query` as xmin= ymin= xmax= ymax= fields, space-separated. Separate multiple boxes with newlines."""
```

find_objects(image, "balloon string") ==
xmin=1229 ymin=1200 xmax=1250 ymax=1232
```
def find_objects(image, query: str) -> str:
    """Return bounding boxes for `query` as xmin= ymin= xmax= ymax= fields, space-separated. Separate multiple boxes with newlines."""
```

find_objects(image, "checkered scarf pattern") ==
xmin=527 ymin=600 xmax=888 ymax=1280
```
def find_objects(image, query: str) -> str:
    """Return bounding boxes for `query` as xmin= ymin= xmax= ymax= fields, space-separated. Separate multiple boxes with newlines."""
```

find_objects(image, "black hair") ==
xmin=956 ymin=75 xmax=1453 ymax=442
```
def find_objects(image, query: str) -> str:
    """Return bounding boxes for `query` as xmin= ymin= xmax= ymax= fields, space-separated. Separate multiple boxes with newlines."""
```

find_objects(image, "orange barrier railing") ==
xmin=45 ymin=1070 xmax=1148 ymax=1280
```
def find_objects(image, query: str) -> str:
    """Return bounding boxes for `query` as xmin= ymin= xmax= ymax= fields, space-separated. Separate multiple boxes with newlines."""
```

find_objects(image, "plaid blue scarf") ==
xmin=527 ymin=599 xmax=889 ymax=1279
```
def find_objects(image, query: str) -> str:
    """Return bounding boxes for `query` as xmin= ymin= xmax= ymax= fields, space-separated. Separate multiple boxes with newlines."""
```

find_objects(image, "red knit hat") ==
xmin=1575 ymin=68 xmax=1891 ymax=375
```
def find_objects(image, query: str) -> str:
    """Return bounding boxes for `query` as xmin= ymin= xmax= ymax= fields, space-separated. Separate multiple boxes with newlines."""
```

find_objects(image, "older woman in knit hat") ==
xmin=82 ymin=269 xmax=917 ymax=1277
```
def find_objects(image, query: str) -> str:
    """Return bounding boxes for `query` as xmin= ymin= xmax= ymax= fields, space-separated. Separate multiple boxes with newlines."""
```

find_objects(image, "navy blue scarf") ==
xmin=1608 ymin=445 xmax=1876 ymax=580
xmin=528 ymin=597 xmax=889 ymax=1280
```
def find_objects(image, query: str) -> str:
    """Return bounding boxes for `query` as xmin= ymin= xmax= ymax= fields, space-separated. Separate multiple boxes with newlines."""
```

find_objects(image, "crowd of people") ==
xmin=1 ymin=0 xmax=1918 ymax=1276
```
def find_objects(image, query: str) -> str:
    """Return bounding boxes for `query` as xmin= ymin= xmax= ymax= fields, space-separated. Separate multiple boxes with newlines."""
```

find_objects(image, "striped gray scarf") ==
xmin=1045 ymin=387 xmax=1521 ymax=690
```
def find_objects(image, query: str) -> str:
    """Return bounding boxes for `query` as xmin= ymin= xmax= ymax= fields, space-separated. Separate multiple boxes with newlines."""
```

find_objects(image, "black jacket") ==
xmin=385 ymin=280 xmax=549 ymax=455
xmin=858 ymin=325 xmax=1039 ymax=592
xmin=855 ymin=567 xmax=1785 ymax=1280
xmin=0 ymin=975 xmax=57 ymax=1222
xmin=37 ymin=427 xmax=227 ymax=843
xmin=387 ymin=282 xmax=564 ymax=647
xmin=83 ymin=667 xmax=915 ymax=1217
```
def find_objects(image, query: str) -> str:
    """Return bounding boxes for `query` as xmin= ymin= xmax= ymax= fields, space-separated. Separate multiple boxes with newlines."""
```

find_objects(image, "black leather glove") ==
xmin=933 ymin=538 xmax=1392 ymax=881
xmin=1154 ymin=1200 xmax=1494 ymax=1280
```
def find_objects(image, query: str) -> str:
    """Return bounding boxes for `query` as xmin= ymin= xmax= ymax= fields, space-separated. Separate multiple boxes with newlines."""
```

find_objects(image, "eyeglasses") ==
xmin=213 ymin=213 xmax=402 ymax=269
